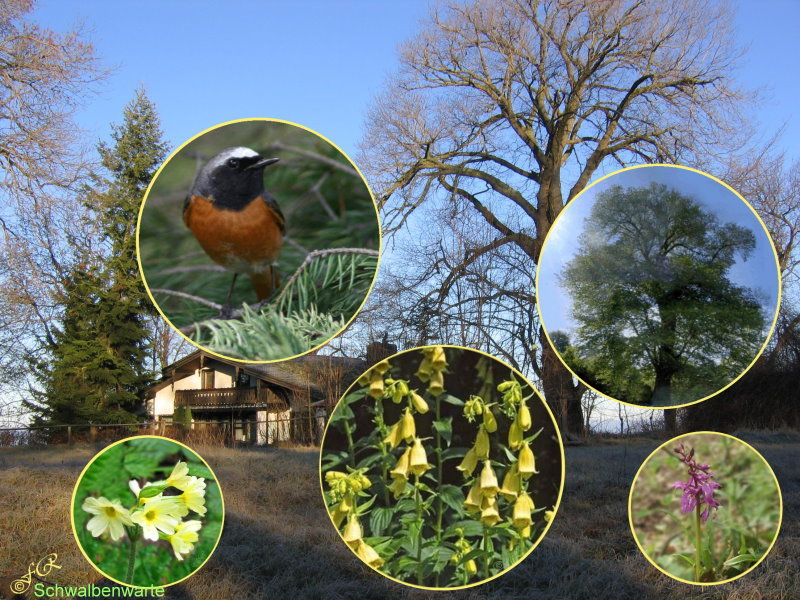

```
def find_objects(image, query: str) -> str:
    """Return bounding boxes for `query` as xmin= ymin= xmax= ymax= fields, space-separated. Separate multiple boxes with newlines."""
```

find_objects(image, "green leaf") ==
xmin=674 ymin=553 xmax=695 ymax=567
xmin=438 ymin=484 xmax=465 ymax=513
xmin=432 ymin=417 xmax=453 ymax=445
xmin=138 ymin=484 xmax=168 ymax=499
xmin=439 ymin=394 xmax=465 ymax=407
xmin=370 ymin=507 xmax=394 ymax=536
xmin=723 ymin=553 xmax=758 ymax=568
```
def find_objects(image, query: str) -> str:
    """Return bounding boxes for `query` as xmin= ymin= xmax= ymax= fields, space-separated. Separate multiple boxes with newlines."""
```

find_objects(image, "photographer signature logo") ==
xmin=10 ymin=553 xmax=61 ymax=595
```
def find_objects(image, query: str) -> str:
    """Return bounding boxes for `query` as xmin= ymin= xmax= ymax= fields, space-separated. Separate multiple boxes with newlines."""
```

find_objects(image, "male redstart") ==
xmin=183 ymin=147 xmax=284 ymax=304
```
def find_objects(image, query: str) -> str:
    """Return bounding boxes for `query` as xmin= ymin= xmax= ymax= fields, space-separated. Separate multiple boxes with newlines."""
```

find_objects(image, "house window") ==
xmin=236 ymin=370 xmax=250 ymax=388
xmin=201 ymin=368 xmax=215 ymax=389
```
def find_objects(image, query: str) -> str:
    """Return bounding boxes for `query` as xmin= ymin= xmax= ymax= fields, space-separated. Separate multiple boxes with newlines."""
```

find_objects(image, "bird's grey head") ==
xmin=190 ymin=147 xmax=279 ymax=210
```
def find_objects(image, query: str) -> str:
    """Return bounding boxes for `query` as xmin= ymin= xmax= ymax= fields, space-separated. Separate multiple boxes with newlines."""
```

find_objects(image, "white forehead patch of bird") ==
xmin=205 ymin=147 xmax=260 ymax=171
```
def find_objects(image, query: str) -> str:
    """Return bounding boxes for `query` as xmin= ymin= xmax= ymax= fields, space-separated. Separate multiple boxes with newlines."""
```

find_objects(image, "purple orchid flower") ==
xmin=672 ymin=443 xmax=721 ymax=522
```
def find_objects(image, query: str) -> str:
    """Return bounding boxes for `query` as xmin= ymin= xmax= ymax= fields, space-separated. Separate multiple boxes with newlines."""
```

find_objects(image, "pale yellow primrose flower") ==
xmin=165 ymin=461 xmax=193 ymax=490
xmin=83 ymin=496 xmax=134 ymax=541
xmin=175 ymin=476 xmax=207 ymax=517
xmin=167 ymin=520 xmax=202 ymax=561
xmin=130 ymin=497 xmax=182 ymax=541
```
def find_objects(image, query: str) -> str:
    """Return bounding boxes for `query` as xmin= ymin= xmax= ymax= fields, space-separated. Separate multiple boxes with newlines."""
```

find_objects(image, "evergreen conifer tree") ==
xmin=28 ymin=89 xmax=169 ymax=427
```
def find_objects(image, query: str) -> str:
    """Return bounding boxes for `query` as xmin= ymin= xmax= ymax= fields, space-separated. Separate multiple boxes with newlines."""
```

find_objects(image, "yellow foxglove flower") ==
xmin=512 ymin=492 xmax=534 ymax=530
xmin=545 ymin=509 xmax=555 ymax=523
xmin=383 ymin=421 xmax=402 ymax=449
xmin=465 ymin=559 xmax=477 ymax=575
xmin=165 ymin=461 xmax=193 ymax=491
xmin=400 ymin=408 xmax=416 ymax=443
xmin=456 ymin=447 xmax=478 ymax=478
xmin=463 ymin=481 xmax=482 ymax=513
xmin=82 ymin=496 xmax=134 ymax=542
xmin=410 ymin=390 xmax=429 ymax=414
xmin=330 ymin=502 xmax=348 ymax=528
xmin=474 ymin=426 xmax=490 ymax=459
xmin=430 ymin=346 xmax=447 ymax=369
xmin=480 ymin=496 xmax=501 ymax=526
xmin=499 ymin=463 xmax=521 ymax=503
xmin=368 ymin=375 xmax=384 ymax=399
xmin=389 ymin=476 xmax=407 ymax=498
xmin=518 ymin=442 xmax=538 ymax=479
xmin=167 ymin=520 xmax=202 ymax=561
xmin=479 ymin=460 xmax=499 ymax=498
xmin=356 ymin=540 xmax=384 ymax=569
xmin=508 ymin=419 xmax=523 ymax=450
xmin=518 ymin=402 xmax=532 ymax=431
xmin=373 ymin=360 xmax=392 ymax=375
xmin=428 ymin=370 xmax=444 ymax=396
xmin=390 ymin=447 xmax=411 ymax=480
xmin=338 ymin=493 xmax=354 ymax=514
xmin=130 ymin=497 xmax=182 ymax=542
xmin=342 ymin=515 xmax=363 ymax=549
xmin=483 ymin=408 xmax=497 ymax=433
xmin=325 ymin=471 xmax=346 ymax=484
xmin=354 ymin=473 xmax=371 ymax=492
xmin=416 ymin=357 xmax=432 ymax=382
xmin=409 ymin=438 xmax=430 ymax=476
xmin=175 ymin=475 xmax=207 ymax=517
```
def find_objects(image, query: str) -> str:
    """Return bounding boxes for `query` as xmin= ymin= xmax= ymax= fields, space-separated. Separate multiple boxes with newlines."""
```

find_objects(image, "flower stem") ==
xmin=434 ymin=393 xmax=443 ymax=587
xmin=343 ymin=419 xmax=356 ymax=468
xmin=482 ymin=526 xmax=490 ymax=580
xmin=415 ymin=474 xmax=423 ymax=586
xmin=694 ymin=503 xmax=702 ymax=582
xmin=126 ymin=536 xmax=138 ymax=583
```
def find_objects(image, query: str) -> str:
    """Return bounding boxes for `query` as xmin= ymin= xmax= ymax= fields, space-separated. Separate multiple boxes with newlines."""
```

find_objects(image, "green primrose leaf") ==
xmin=138 ymin=484 xmax=168 ymax=499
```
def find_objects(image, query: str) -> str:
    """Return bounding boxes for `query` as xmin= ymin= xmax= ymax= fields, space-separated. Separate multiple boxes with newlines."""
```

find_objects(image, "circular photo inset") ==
xmin=320 ymin=346 xmax=564 ymax=589
xmin=628 ymin=432 xmax=781 ymax=585
xmin=137 ymin=118 xmax=381 ymax=362
xmin=537 ymin=165 xmax=780 ymax=409
xmin=71 ymin=436 xmax=224 ymax=587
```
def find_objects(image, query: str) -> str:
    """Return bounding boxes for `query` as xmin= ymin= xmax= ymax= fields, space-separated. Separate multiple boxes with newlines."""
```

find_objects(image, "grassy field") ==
xmin=0 ymin=433 xmax=797 ymax=599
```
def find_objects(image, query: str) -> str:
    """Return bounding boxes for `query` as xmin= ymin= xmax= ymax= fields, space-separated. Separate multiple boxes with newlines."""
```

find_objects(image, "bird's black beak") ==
xmin=245 ymin=157 xmax=280 ymax=171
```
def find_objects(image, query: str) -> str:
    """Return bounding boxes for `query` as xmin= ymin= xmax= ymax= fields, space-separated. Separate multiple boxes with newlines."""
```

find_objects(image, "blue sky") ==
xmin=31 ymin=1 xmax=800 ymax=162
xmin=27 ymin=0 xmax=800 ymax=431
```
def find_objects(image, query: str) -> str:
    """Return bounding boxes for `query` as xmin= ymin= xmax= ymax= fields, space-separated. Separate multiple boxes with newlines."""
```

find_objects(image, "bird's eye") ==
xmin=227 ymin=158 xmax=239 ymax=169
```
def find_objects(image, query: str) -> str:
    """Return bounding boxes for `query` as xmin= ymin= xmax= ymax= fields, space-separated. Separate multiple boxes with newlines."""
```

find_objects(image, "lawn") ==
xmin=0 ymin=433 xmax=797 ymax=599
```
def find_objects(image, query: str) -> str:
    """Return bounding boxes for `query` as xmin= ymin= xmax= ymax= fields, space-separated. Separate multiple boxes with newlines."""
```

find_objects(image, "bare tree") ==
xmin=360 ymin=0 xmax=753 ymax=434
xmin=0 ymin=0 xmax=109 ymax=415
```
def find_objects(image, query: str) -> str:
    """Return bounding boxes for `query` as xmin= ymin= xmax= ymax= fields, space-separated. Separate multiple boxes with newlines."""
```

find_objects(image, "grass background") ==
xmin=0 ymin=433 xmax=797 ymax=599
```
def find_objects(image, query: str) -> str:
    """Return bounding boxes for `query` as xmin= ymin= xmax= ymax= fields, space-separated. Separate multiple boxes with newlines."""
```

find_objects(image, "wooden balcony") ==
xmin=175 ymin=387 xmax=289 ymax=411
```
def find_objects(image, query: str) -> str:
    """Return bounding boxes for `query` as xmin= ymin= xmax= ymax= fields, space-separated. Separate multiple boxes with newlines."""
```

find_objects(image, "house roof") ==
xmin=146 ymin=350 xmax=366 ymax=400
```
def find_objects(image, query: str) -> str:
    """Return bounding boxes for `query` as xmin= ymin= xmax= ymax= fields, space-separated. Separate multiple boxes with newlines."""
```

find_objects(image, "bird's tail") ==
xmin=251 ymin=267 xmax=281 ymax=301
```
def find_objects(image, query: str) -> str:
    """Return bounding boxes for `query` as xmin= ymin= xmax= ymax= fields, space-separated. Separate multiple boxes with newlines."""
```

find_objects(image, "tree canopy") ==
xmin=360 ymin=0 xmax=752 ymax=433
xmin=558 ymin=183 xmax=769 ymax=406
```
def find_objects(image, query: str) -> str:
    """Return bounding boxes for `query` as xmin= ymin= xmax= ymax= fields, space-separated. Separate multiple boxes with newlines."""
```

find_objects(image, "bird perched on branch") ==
xmin=183 ymin=147 xmax=284 ymax=305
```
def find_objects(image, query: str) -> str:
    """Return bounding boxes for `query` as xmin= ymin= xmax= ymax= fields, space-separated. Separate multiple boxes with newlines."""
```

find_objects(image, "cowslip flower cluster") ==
xmin=82 ymin=461 xmax=207 ymax=561
xmin=325 ymin=469 xmax=383 ymax=568
xmin=672 ymin=444 xmax=721 ymax=522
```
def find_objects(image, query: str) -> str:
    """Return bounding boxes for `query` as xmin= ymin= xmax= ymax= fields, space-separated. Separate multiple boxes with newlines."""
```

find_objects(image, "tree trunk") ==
xmin=663 ymin=408 xmax=678 ymax=433
xmin=540 ymin=330 xmax=585 ymax=437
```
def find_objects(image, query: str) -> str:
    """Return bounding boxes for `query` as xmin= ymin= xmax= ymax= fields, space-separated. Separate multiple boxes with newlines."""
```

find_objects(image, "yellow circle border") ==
xmin=627 ymin=431 xmax=783 ymax=586
xmin=69 ymin=435 xmax=226 ymax=589
xmin=317 ymin=344 xmax=566 ymax=591
xmin=135 ymin=117 xmax=384 ymax=364
xmin=535 ymin=163 xmax=783 ymax=411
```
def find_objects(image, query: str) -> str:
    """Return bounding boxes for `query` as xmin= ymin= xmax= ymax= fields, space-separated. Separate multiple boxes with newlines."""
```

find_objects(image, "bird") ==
xmin=183 ymin=147 xmax=284 ymax=306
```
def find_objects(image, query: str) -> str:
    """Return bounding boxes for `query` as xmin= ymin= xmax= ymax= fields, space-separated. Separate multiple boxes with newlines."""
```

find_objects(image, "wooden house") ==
xmin=144 ymin=349 xmax=365 ymax=445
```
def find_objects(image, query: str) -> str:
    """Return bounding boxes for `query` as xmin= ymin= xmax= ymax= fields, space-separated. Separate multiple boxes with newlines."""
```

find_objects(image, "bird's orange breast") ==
xmin=184 ymin=194 xmax=284 ymax=273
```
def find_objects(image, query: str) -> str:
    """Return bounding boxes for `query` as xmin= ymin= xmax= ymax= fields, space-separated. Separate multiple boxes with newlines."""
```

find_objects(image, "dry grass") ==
xmin=0 ymin=434 xmax=797 ymax=599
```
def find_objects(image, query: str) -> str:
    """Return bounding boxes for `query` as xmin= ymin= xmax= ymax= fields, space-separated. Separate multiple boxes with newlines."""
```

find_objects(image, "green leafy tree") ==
xmin=561 ymin=183 xmax=766 ymax=406
xmin=27 ymin=90 xmax=169 ymax=426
